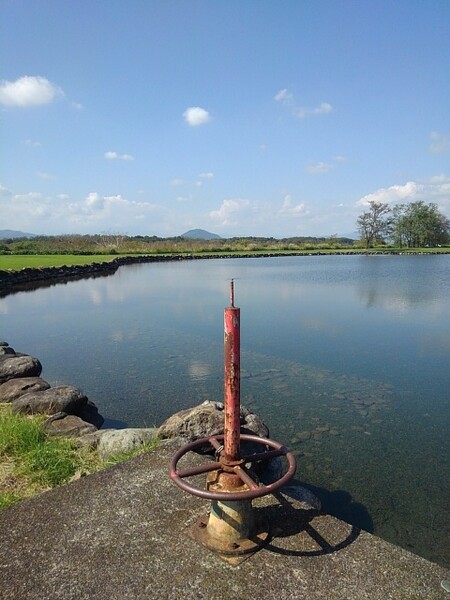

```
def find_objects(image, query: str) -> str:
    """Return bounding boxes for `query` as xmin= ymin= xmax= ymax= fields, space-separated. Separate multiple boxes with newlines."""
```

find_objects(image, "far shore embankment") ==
xmin=1 ymin=249 xmax=449 ymax=296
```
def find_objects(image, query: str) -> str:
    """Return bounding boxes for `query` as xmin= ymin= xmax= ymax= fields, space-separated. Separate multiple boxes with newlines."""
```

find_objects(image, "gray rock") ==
xmin=158 ymin=400 xmax=269 ymax=442
xmin=0 ymin=345 xmax=15 ymax=355
xmin=43 ymin=413 xmax=98 ymax=437
xmin=0 ymin=354 xmax=42 ymax=383
xmin=12 ymin=385 xmax=88 ymax=416
xmin=97 ymin=428 xmax=159 ymax=459
xmin=76 ymin=430 xmax=115 ymax=449
xmin=0 ymin=377 xmax=50 ymax=402
xmin=259 ymin=456 xmax=284 ymax=484
xmin=78 ymin=400 xmax=104 ymax=429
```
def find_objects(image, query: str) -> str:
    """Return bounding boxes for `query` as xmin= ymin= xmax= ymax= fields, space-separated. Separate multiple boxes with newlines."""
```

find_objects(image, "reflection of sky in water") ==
xmin=188 ymin=361 xmax=212 ymax=381
xmin=1 ymin=255 xmax=449 ymax=567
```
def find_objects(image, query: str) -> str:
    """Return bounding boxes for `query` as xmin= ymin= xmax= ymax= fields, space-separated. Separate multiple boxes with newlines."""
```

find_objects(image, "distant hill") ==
xmin=181 ymin=229 xmax=222 ymax=240
xmin=0 ymin=229 xmax=37 ymax=239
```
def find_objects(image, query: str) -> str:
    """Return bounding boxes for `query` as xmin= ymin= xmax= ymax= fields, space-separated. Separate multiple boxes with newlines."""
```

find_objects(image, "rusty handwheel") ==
xmin=169 ymin=433 xmax=296 ymax=501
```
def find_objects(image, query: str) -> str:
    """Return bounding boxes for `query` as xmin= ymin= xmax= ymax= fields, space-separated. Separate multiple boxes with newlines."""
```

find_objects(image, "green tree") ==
xmin=356 ymin=201 xmax=392 ymax=248
xmin=391 ymin=201 xmax=449 ymax=248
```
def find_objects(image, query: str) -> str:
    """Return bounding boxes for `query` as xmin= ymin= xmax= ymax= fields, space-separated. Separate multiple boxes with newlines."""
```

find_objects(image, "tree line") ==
xmin=0 ymin=235 xmax=357 ymax=255
xmin=357 ymin=200 xmax=449 ymax=248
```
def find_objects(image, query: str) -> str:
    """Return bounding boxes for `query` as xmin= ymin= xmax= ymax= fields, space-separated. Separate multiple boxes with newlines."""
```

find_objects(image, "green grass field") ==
xmin=0 ymin=255 xmax=120 ymax=271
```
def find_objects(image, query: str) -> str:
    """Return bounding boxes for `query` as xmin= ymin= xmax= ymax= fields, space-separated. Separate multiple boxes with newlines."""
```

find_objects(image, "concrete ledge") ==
xmin=0 ymin=442 xmax=448 ymax=599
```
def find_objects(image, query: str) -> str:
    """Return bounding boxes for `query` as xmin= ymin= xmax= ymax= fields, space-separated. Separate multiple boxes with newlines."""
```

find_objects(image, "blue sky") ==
xmin=1 ymin=0 xmax=449 ymax=238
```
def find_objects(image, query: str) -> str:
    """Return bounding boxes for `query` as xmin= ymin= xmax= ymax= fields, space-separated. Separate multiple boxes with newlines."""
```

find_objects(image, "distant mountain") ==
xmin=0 ymin=229 xmax=37 ymax=239
xmin=181 ymin=229 xmax=222 ymax=240
xmin=338 ymin=231 xmax=359 ymax=240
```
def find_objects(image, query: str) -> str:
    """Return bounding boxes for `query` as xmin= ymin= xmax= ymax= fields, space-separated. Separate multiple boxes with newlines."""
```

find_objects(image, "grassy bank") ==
xmin=0 ymin=404 xmax=157 ymax=509
xmin=1 ymin=246 xmax=449 ymax=272
xmin=0 ymin=254 xmax=121 ymax=271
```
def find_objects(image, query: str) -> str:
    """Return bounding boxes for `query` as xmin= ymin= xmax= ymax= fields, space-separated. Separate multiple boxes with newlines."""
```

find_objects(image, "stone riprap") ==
xmin=0 ymin=342 xmax=273 ymax=462
xmin=97 ymin=428 xmax=160 ymax=459
xmin=0 ymin=341 xmax=15 ymax=355
xmin=0 ymin=353 xmax=42 ymax=383
xmin=44 ymin=413 xmax=99 ymax=437
xmin=0 ymin=376 xmax=51 ymax=402
xmin=158 ymin=399 xmax=269 ymax=441
xmin=0 ymin=341 xmax=103 ymax=437
xmin=12 ymin=385 xmax=88 ymax=416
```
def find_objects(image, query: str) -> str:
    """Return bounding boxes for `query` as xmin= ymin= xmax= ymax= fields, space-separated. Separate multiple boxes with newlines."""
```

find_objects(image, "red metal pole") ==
xmin=224 ymin=280 xmax=240 ymax=462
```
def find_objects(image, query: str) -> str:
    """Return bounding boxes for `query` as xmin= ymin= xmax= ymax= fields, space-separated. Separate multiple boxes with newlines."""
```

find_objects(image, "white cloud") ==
xmin=305 ymin=155 xmax=347 ymax=175
xmin=0 ymin=184 xmax=12 ymax=197
xmin=274 ymin=88 xmax=294 ymax=105
xmin=85 ymin=192 xmax=104 ymax=210
xmin=209 ymin=198 xmax=251 ymax=226
xmin=429 ymin=174 xmax=450 ymax=184
xmin=208 ymin=194 xmax=316 ymax=235
xmin=274 ymin=88 xmax=333 ymax=119
xmin=356 ymin=176 xmax=450 ymax=212
xmin=356 ymin=181 xmax=420 ymax=207
xmin=24 ymin=139 xmax=41 ymax=147
xmin=11 ymin=192 xmax=50 ymax=218
xmin=279 ymin=194 xmax=309 ymax=216
xmin=104 ymin=151 xmax=134 ymax=161
xmin=311 ymin=102 xmax=333 ymax=115
xmin=1 ymin=184 xmax=180 ymax=235
xmin=37 ymin=171 xmax=55 ymax=180
xmin=430 ymin=131 xmax=450 ymax=154
xmin=306 ymin=161 xmax=333 ymax=174
xmin=183 ymin=106 xmax=211 ymax=126
xmin=0 ymin=76 xmax=63 ymax=107
xmin=171 ymin=173 xmax=213 ymax=189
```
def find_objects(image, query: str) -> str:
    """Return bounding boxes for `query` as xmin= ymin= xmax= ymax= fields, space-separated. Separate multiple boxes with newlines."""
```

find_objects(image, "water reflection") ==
xmin=188 ymin=361 xmax=213 ymax=381
xmin=356 ymin=255 xmax=448 ymax=310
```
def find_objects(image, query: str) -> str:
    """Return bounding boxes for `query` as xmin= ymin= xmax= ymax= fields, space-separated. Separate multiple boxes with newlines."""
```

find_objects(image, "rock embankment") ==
xmin=0 ymin=341 xmax=104 ymax=435
xmin=2 ymin=251 xmax=426 ymax=295
xmin=0 ymin=256 xmax=177 ymax=294
xmin=0 ymin=255 xmax=215 ymax=293
xmin=0 ymin=341 xmax=271 ymax=460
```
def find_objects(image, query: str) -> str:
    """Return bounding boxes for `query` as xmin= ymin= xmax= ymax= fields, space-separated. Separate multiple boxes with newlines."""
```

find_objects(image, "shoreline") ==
xmin=1 ymin=250 xmax=448 ymax=295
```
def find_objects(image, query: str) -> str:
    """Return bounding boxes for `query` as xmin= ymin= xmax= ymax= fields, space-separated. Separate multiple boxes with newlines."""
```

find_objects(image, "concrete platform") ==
xmin=0 ymin=442 xmax=448 ymax=599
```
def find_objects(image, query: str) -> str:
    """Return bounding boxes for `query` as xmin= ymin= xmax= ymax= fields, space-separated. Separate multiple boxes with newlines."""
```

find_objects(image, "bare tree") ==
xmin=357 ymin=201 xmax=392 ymax=248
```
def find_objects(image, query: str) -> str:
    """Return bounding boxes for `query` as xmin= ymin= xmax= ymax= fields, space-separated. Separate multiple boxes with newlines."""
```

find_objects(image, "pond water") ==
xmin=1 ymin=255 xmax=449 ymax=567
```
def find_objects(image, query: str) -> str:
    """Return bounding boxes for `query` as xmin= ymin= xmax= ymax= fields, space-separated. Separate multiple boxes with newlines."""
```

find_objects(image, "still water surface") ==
xmin=2 ymin=255 xmax=449 ymax=566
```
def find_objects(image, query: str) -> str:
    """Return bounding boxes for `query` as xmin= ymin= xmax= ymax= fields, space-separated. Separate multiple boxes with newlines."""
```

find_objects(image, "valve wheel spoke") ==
xmin=170 ymin=434 xmax=296 ymax=501
xmin=176 ymin=461 xmax=221 ymax=479
xmin=234 ymin=465 xmax=259 ymax=490
xmin=240 ymin=447 xmax=287 ymax=463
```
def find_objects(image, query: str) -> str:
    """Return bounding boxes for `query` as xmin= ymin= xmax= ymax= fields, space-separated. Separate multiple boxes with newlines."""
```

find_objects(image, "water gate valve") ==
xmin=169 ymin=280 xmax=296 ymax=561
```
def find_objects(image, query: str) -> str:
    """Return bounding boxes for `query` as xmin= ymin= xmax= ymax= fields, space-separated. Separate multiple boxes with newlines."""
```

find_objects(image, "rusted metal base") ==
xmin=186 ymin=514 xmax=270 ymax=565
